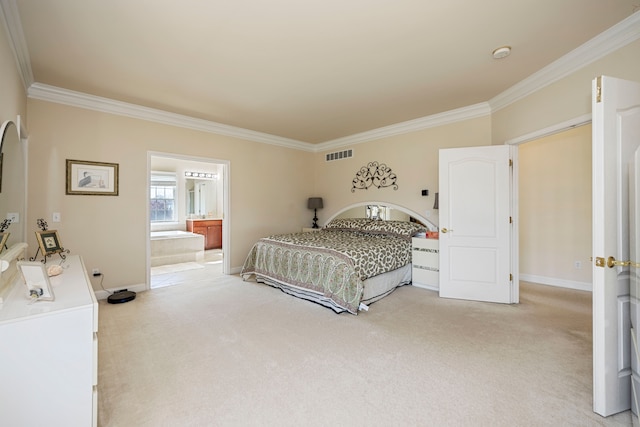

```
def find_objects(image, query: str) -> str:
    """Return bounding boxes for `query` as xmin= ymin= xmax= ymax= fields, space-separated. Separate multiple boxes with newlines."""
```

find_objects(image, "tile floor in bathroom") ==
xmin=150 ymin=249 xmax=224 ymax=289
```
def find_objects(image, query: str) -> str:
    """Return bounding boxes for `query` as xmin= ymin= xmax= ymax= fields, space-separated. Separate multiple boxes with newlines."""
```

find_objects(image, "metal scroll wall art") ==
xmin=351 ymin=161 xmax=398 ymax=192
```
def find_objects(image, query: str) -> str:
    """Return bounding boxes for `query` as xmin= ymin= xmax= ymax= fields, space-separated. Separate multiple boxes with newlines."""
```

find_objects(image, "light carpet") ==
xmin=97 ymin=276 xmax=633 ymax=426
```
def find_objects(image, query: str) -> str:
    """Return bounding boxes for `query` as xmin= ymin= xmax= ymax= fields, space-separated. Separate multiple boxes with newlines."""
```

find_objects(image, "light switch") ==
xmin=6 ymin=213 xmax=18 ymax=223
xmin=52 ymin=212 xmax=61 ymax=222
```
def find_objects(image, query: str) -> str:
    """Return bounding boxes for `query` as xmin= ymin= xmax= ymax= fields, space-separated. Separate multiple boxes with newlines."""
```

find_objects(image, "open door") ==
xmin=438 ymin=145 xmax=516 ymax=303
xmin=630 ymin=148 xmax=640 ymax=422
xmin=592 ymin=75 xmax=640 ymax=417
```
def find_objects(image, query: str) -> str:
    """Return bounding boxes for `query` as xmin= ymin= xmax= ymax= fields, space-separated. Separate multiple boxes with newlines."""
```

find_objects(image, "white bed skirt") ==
xmin=248 ymin=264 xmax=412 ymax=314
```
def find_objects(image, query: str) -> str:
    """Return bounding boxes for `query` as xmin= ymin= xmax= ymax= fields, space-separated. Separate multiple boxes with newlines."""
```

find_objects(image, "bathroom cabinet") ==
xmin=187 ymin=219 xmax=222 ymax=249
xmin=0 ymin=255 xmax=98 ymax=427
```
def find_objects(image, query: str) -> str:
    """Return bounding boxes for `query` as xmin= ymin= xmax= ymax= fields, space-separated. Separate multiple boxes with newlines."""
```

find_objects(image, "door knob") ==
xmin=606 ymin=256 xmax=640 ymax=268
xmin=441 ymin=228 xmax=452 ymax=233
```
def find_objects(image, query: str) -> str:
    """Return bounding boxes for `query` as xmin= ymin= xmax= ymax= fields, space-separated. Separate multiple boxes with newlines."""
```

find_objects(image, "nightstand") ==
xmin=411 ymin=237 xmax=439 ymax=290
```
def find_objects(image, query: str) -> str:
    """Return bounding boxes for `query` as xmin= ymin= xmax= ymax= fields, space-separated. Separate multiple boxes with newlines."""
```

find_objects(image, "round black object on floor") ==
xmin=107 ymin=290 xmax=136 ymax=304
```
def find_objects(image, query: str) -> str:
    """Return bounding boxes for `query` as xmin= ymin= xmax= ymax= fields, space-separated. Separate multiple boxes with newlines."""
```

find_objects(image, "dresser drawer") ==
xmin=411 ymin=237 xmax=439 ymax=289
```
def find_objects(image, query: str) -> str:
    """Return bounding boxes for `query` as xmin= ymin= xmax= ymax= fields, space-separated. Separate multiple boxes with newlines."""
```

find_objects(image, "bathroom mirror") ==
xmin=186 ymin=178 xmax=220 ymax=219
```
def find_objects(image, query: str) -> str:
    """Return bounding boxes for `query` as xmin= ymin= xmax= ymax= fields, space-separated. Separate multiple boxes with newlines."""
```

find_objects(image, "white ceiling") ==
xmin=5 ymin=1 xmax=640 ymax=144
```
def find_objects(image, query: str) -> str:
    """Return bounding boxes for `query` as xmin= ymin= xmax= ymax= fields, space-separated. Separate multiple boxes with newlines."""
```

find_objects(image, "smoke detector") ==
xmin=492 ymin=46 xmax=511 ymax=59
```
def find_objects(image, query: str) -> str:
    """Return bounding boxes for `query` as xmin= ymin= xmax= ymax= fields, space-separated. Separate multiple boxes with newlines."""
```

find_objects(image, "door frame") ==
xmin=504 ymin=113 xmax=593 ymax=294
xmin=146 ymin=151 xmax=231 ymax=289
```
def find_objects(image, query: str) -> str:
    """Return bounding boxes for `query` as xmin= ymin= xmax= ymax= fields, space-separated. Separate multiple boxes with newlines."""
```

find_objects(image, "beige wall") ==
xmin=4 ymin=17 xmax=640 ymax=292
xmin=314 ymin=116 xmax=492 ymax=227
xmin=26 ymin=100 xmax=314 ymax=290
xmin=519 ymin=125 xmax=592 ymax=285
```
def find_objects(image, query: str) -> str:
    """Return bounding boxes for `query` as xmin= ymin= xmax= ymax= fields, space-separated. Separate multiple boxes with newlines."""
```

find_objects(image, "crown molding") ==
xmin=316 ymin=102 xmax=491 ymax=152
xmin=8 ymin=4 xmax=640 ymax=151
xmin=489 ymin=10 xmax=640 ymax=112
xmin=504 ymin=113 xmax=592 ymax=146
xmin=0 ymin=0 xmax=33 ymax=90
xmin=28 ymin=83 xmax=315 ymax=152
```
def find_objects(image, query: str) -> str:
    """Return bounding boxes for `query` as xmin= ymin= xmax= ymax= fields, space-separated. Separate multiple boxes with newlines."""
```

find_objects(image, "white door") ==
xmin=630 ymin=148 xmax=640 ymax=420
xmin=592 ymin=75 xmax=640 ymax=417
xmin=438 ymin=145 xmax=515 ymax=303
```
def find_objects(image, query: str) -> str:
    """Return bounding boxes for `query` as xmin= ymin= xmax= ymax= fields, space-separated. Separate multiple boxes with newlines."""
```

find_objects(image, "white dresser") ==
xmin=411 ymin=237 xmax=439 ymax=290
xmin=0 ymin=255 xmax=98 ymax=427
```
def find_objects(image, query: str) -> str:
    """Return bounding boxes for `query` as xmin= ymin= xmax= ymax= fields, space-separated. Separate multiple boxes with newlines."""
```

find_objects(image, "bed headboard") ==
xmin=326 ymin=201 xmax=438 ymax=231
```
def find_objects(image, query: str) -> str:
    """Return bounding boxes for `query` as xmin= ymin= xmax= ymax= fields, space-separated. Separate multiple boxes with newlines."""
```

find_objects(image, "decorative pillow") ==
xmin=361 ymin=220 xmax=427 ymax=239
xmin=324 ymin=217 xmax=372 ymax=231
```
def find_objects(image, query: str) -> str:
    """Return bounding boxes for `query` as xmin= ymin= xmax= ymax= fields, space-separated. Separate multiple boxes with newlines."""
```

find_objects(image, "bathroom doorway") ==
xmin=147 ymin=152 xmax=230 ymax=290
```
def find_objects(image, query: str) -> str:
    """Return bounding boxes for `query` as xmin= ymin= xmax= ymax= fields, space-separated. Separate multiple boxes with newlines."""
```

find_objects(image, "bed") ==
xmin=241 ymin=218 xmax=427 ymax=314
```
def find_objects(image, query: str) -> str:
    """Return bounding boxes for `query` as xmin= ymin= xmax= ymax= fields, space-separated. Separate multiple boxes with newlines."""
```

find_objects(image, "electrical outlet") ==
xmin=92 ymin=268 xmax=100 ymax=276
xmin=574 ymin=261 xmax=582 ymax=269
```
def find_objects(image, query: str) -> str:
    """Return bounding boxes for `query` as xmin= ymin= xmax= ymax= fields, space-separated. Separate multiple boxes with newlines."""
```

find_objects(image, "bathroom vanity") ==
xmin=186 ymin=218 xmax=222 ymax=250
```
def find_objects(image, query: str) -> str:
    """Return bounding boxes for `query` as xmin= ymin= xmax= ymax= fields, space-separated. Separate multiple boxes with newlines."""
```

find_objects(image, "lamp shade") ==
xmin=308 ymin=197 xmax=323 ymax=209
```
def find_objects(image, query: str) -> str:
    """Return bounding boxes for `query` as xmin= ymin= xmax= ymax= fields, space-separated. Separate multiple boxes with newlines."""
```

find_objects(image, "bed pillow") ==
xmin=324 ymin=217 xmax=372 ymax=232
xmin=361 ymin=220 xmax=427 ymax=239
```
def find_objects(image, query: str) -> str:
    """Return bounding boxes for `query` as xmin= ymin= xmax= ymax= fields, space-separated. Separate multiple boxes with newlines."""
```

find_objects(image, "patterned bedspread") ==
xmin=241 ymin=230 xmax=412 ymax=314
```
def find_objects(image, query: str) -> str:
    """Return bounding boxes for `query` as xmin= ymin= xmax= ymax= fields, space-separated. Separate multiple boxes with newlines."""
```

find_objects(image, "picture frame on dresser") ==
xmin=16 ymin=261 xmax=55 ymax=301
xmin=35 ymin=229 xmax=63 ymax=257
xmin=0 ymin=232 xmax=9 ymax=252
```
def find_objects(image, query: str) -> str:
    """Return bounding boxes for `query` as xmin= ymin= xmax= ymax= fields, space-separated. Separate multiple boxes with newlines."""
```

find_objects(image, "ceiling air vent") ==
xmin=325 ymin=149 xmax=353 ymax=162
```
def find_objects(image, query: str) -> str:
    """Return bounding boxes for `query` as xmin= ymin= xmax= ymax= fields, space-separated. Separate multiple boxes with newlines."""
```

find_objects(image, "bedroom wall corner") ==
xmin=491 ymin=39 xmax=640 ymax=145
xmin=25 ymin=99 xmax=315 ymax=291
xmin=313 ymin=116 xmax=492 ymax=224
xmin=0 ymin=15 xmax=27 ymax=127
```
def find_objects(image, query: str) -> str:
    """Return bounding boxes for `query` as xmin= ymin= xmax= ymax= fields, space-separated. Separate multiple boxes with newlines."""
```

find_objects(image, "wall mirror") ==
xmin=0 ymin=119 xmax=28 ymax=299
xmin=186 ymin=177 xmax=219 ymax=218
xmin=0 ymin=120 xmax=26 ymax=246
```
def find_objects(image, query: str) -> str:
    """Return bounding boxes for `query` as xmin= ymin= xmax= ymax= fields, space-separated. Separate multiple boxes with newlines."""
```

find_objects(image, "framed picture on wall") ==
xmin=66 ymin=159 xmax=119 ymax=196
xmin=35 ymin=230 xmax=63 ymax=256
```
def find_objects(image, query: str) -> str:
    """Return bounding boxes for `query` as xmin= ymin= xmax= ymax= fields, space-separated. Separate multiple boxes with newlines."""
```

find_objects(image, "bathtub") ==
xmin=150 ymin=230 xmax=205 ymax=267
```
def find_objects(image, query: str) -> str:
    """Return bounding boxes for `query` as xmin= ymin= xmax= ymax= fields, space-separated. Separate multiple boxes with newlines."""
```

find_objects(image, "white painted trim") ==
xmin=0 ymin=0 xmax=34 ymax=90
xmin=520 ymin=273 xmax=592 ymax=292
xmin=316 ymin=103 xmax=491 ymax=151
xmin=28 ymin=83 xmax=315 ymax=152
xmin=505 ymin=114 xmax=592 ymax=146
xmin=412 ymin=283 xmax=439 ymax=292
xmin=146 ymin=151 xmax=232 ymax=288
xmin=490 ymin=11 xmax=640 ymax=112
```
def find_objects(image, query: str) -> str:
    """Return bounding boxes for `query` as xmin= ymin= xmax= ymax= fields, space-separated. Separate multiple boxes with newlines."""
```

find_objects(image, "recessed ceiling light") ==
xmin=492 ymin=46 xmax=511 ymax=59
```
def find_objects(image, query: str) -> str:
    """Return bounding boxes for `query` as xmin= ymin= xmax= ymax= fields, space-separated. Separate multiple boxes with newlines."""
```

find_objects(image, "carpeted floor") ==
xmin=97 ymin=275 xmax=633 ymax=426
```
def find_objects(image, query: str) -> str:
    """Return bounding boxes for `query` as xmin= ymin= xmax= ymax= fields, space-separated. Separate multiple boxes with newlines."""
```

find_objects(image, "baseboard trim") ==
xmin=94 ymin=283 xmax=147 ymax=300
xmin=519 ymin=274 xmax=592 ymax=292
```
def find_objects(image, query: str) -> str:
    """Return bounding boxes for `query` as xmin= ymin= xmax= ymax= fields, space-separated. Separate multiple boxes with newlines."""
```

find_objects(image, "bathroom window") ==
xmin=150 ymin=172 xmax=177 ymax=222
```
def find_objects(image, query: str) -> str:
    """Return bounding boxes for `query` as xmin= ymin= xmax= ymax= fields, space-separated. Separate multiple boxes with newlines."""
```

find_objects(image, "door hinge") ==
xmin=596 ymin=76 xmax=602 ymax=103
xmin=509 ymin=159 xmax=513 ymax=167
xmin=509 ymin=216 xmax=512 ymax=224
xmin=509 ymin=274 xmax=513 ymax=281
